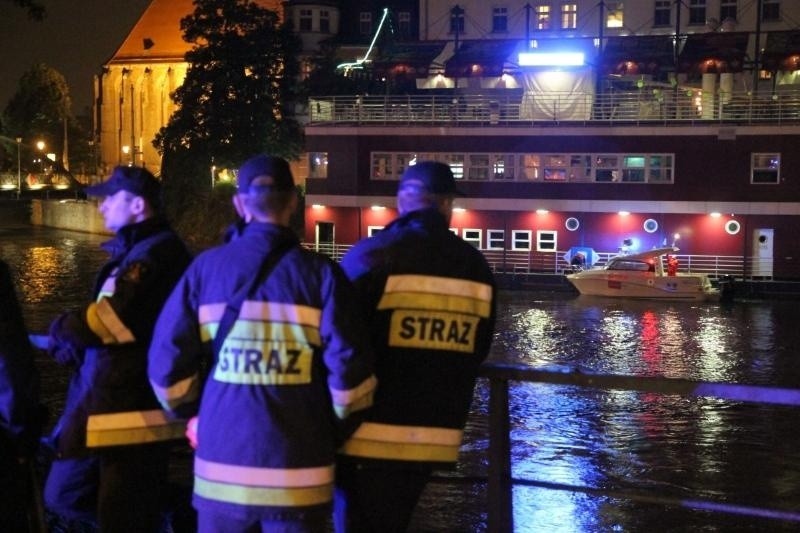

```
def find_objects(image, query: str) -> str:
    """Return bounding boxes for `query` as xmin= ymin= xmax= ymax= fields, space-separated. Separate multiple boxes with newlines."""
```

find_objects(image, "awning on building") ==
xmin=372 ymin=41 xmax=448 ymax=78
xmin=677 ymin=32 xmax=750 ymax=73
xmin=761 ymin=31 xmax=800 ymax=72
xmin=600 ymin=35 xmax=675 ymax=75
xmin=444 ymin=39 xmax=520 ymax=78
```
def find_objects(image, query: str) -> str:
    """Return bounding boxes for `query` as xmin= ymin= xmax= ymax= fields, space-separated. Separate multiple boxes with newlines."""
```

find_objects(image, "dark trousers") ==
xmin=334 ymin=462 xmax=432 ymax=533
xmin=45 ymin=443 xmax=170 ymax=532
xmin=197 ymin=506 xmax=329 ymax=533
xmin=0 ymin=454 xmax=41 ymax=533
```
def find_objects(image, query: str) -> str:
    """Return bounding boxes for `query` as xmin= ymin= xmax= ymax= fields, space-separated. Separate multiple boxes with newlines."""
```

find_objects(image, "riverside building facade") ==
xmin=296 ymin=0 xmax=800 ymax=280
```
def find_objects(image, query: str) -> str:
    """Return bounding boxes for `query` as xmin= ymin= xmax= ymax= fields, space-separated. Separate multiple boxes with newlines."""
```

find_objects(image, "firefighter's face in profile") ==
xmin=99 ymin=190 xmax=144 ymax=232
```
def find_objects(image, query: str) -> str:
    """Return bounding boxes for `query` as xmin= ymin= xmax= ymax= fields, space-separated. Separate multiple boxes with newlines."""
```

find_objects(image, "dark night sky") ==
xmin=0 ymin=0 xmax=153 ymax=115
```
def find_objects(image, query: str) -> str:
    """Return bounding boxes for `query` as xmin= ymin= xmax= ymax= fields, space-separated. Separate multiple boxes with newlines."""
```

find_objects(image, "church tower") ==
xmin=96 ymin=0 xmax=282 ymax=174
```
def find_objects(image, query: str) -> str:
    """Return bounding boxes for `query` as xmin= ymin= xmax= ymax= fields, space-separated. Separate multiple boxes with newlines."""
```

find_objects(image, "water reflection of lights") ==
xmin=510 ymin=382 xmax=603 ymax=532
xmin=17 ymin=245 xmax=79 ymax=304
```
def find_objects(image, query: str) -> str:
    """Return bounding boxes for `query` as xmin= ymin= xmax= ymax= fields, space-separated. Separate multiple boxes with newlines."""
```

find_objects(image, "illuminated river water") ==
xmin=3 ymin=223 xmax=800 ymax=532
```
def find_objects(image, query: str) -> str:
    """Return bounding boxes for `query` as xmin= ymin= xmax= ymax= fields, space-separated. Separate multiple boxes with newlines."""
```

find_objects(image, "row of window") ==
xmin=289 ymin=2 xmax=783 ymax=37
xmin=287 ymin=0 xmax=781 ymax=35
xmin=369 ymin=152 xmax=679 ymax=183
xmin=455 ymin=229 xmax=558 ymax=252
xmin=307 ymin=152 xmax=780 ymax=184
xmin=469 ymin=1 xmax=781 ymax=34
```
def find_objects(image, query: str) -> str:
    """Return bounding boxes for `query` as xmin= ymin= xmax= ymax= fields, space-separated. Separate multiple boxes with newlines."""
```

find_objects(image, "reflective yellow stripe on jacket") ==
xmin=377 ymin=274 xmax=493 ymax=354
xmin=378 ymin=274 xmax=493 ymax=318
xmin=151 ymin=372 xmax=201 ymax=412
xmin=340 ymin=422 xmax=464 ymax=462
xmin=198 ymin=301 xmax=323 ymax=387
xmin=86 ymin=409 xmax=186 ymax=447
xmin=194 ymin=457 xmax=334 ymax=507
xmin=330 ymin=375 xmax=377 ymax=419
xmin=198 ymin=301 xmax=322 ymax=344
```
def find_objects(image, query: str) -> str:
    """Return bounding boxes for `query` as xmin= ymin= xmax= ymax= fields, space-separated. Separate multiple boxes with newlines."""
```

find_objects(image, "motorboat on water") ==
xmin=565 ymin=246 xmax=720 ymax=301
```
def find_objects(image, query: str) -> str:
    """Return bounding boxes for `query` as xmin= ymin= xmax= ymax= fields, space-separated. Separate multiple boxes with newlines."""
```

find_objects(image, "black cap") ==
xmin=399 ymin=161 xmax=463 ymax=196
xmin=237 ymin=154 xmax=294 ymax=192
xmin=85 ymin=166 xmax=162 ymax=210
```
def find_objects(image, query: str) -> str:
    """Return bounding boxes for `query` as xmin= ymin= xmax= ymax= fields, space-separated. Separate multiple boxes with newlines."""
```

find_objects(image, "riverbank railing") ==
xmin=477 ymin=363 xmax=800 ymax=532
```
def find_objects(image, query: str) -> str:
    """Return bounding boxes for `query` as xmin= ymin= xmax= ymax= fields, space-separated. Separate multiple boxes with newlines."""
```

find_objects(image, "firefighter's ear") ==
xmin=232 ymin=193 xmax=252 ymax=222
xmin=130 ymin=195 xmax=147 ymax=216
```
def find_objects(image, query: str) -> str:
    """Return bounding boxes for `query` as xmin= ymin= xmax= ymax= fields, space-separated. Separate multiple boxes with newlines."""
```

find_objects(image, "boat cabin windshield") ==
xmin=606 ymin=259 xmax=656 ymax=272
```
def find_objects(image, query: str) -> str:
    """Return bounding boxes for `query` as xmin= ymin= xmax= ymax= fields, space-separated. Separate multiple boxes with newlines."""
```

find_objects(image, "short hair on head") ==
xmin=237 ymin=154 xmax=294 ymax=192
xmin=243 ymin=187 xmax=296 ymax=216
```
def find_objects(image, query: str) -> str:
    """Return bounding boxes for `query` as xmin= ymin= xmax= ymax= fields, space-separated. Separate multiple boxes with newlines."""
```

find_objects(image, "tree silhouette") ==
xmin=1 ymin=63 xmax=87 ymax=175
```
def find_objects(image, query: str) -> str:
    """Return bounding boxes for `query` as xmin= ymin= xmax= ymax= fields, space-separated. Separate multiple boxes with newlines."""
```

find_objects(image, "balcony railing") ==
xmin=302 ymin=243 xmax=772 ymax=280
xmin=307 ymin=89 xmax=800 ymax=127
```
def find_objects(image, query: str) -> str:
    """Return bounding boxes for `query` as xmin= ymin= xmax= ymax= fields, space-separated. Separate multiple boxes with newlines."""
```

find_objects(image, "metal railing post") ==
xmin=488 ymin=377 xmax=513 ymax=532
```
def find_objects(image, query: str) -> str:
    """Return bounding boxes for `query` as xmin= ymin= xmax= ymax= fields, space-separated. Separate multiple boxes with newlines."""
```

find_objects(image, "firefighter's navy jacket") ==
xmin=48 ymin=217 xmax=191 ymax=457
xmin=148 ymin=222 xmax=376 ymax=520
xmin=339 ymin=208 xmax=496 ymax=467
xmin=0 ymin=259 xmax=40 ymax=458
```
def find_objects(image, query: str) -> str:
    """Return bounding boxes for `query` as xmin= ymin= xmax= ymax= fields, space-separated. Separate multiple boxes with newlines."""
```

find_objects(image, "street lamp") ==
xmin=15 ymin=137 xmax=21 ymax=196
xmin=36 ymin=140 xmax=45 ymax=174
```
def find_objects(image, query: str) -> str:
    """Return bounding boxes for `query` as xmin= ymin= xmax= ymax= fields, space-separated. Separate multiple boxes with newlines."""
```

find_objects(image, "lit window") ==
xmin=371 ymin=153 xmax=393 ymax=179
xmin=621 ymin=155 xmax=646 ymax=182
xmin=606 ymin=2 xmax=623 ymax=28
xmin=535 ymin=5 xmax=551 ymax=30
xmin=492 ymin=154 xmax=515 ymax=180
xmin=521 ymin=154 xmax=541 ymax=180
xmin=309 ymin=152 xmax=328 ymax=178
xmin=561 ymin=4 xmax=577 ymax=30
xmin=751 ymin=153 xmax=780 ymax=184
xmin=444 ymin=154 xmax=465 ymax=180
xmin=543 ymin=154 xmax=568 ymax=181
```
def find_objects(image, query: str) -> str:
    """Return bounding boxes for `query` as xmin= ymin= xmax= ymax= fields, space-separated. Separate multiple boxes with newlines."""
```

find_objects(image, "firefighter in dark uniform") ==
xmin=148 ymin=154 xmax=376 ymax=532
xmin=43 ymin=166 xmax=192 ymax=532
xmin=0 ymin=258 xmax=42 ymax=532
xmin=335 ymin=161 xmax=497 ymax=532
